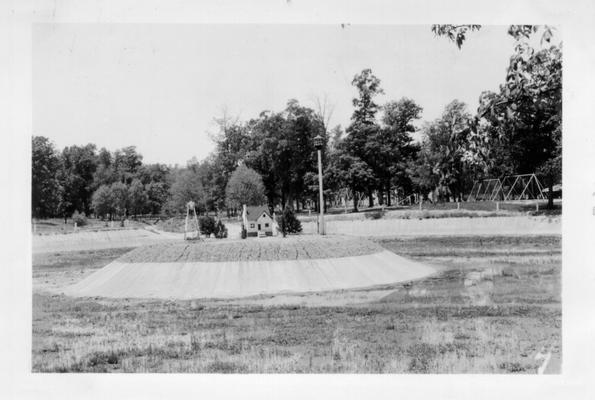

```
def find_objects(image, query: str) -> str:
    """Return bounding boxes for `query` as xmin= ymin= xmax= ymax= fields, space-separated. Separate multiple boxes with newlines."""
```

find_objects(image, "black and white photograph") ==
xmin=4 ymin=0 xmax=595 ymax=398
xmin=30 ymin=21 xmax=563 ymax=374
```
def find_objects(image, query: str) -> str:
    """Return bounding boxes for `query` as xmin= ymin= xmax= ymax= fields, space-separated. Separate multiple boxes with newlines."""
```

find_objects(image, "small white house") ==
xmin=242 ymin=205 xmax=274 ymax=237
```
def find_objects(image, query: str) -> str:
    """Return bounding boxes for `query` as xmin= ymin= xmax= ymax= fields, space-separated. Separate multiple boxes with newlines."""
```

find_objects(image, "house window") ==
xmin=250 ymin=223 xmax=255 ymax=228
xmin=265 ymin=223 xmax=269 ymax=228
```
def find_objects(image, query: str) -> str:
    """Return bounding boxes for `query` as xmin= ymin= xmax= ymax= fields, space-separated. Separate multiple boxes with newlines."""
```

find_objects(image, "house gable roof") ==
xmin=245 ymin=206 xmax=272 ymax=221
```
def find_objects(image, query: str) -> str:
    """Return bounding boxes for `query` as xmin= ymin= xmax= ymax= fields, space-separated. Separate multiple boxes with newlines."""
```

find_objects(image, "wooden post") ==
xmin=496 ymin=202 xmax=500 ymax=211
xmin=317 ymin=148 xmax=325 ymax=235
xmin=419 ymin=198 xmax=422 ymax=211
xmin=536 ymin=202 xmax=539 ymax=212
xmin=457 ymin=201 xmax=460 ymax=210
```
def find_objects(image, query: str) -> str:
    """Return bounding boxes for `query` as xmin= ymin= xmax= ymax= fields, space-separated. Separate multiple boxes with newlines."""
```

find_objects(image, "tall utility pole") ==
xmin=313 ymin=134 xmax=325 ymax=235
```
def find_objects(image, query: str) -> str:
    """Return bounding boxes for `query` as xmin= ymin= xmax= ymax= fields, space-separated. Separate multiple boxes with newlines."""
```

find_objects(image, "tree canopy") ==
xmin=225 ymin=164 xmax=266 ymax=210
xmin=32 ymin=25 xmax=563 ymax=218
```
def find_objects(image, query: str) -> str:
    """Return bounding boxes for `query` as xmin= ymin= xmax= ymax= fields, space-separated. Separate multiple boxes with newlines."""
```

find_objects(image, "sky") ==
xmin=33 ymin=24 xmax=516 ymax=165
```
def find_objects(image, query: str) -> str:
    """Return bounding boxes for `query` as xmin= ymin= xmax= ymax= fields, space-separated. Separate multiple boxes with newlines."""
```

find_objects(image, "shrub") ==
xmin=71 ymin=210 xmax=87 ymax=226
xmin=214 ymin=219 xmax=228 ymax=239
xmin=198 ymin=216 xmax=216 ymax=236
xmin=277 ymin=206 xmax=302 ymax=237
xmin=365 ymin=209 xmax=386 ymax=220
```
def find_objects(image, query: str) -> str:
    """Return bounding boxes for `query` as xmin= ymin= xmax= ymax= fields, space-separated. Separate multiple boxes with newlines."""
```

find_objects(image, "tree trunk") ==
xmin=368 ymin=187 xmax=374 ymax=208
xmin=547 ymin=178 xmax=554 ymax=209
xmin=352 ymin=187 xmax=358 ymax=212
xmin=386 ymin=181 xmax=392 ymax=207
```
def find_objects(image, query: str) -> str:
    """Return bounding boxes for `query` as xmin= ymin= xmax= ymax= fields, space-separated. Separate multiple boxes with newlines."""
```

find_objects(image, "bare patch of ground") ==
xmin=32 ymin=235 xmax=560 ymax=373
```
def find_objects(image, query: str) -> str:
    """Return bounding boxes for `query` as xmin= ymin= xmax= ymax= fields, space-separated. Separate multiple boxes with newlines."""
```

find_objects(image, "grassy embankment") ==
xmin=32 ymin=235 xmax=560 ymax=373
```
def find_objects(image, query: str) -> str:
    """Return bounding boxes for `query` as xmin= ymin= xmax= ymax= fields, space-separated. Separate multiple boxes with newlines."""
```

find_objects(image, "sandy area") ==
xmin=61 ymin=250 xmax=436 ymax=300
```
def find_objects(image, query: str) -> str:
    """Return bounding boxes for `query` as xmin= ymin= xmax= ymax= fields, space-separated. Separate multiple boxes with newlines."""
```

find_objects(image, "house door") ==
xmin=258 ymin=224 xmax=261 ymax=230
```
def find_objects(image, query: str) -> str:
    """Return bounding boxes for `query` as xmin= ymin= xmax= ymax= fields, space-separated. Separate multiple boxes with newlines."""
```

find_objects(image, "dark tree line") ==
xmin=31 ymin=141 xmax=172 ymax=220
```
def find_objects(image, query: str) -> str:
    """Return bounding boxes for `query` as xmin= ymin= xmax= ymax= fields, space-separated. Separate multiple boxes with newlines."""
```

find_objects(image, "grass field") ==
xmin=32 ymin=218 xmax=148 ymax=235
xmin=32 ymin=235 xmax=561 ymax=373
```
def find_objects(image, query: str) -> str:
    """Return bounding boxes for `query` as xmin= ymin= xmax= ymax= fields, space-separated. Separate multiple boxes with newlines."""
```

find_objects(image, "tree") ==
xmin=110 ymin=182 xmax=129 ymax=220
xmin=32 ymin=136 xmax=63 ymax=218
xmin=93 ymin=147 xmax=118 ymax=189
xmin=325 ymin=147 xmax=375 ymax=212
xmin=146 ymin=181 xmax=170 ymax=215
xmin=245 ymin=100 xmax=325 ymax=210
xmin=312 ymin=93 xmax=335 ymax=135
xmin=345 ymin=69 xmax=385 ymax=207
xmin=198 ymin=215 xmax=216 ymax=236
xmin=113 ymin=146 xmax=143 ymax=184
xmin=166 ymin=168 xmax=204 ymax=214
xmin=350 ymin=68 xmax=384 ymax=125
xmin=409 ymin=144 xmax=440 ymax=200
xmin=209 ymin=112 xmax=251 ymax=212
xmin=416 ymin=100 xmax=474 ymax=201
xmin=431 ymin=25 xmax=555 ymax=49
xmin=373 ymin=98 xmax=423 ymax=205
xmin=328 ymin=125 xmax=344 ymax=152
xmin=277 ymin=206 xmax=302 ymax=237
xmin=431 ymin=25 xmax=482 ymax=49
xmin=128 ymin=179 xmax=148 ymax=217
xmin=59 ymin=144 xmax=98 ymax=215
xmin=463 ymin=26 xmax=562 ymax=207
xmin=91 ymin=184 xmax=114 ymax=220
xmin=225 ymin=164 xmax=266 ymax=211
xmin=214 ymin=219 xmax=228 ymax=239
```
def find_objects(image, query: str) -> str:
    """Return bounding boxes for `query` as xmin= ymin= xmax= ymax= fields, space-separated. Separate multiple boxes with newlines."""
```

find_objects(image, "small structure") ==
xmin=468 ymin=173 xmax=546 ymax=201
xmin=242 ymin=205 xmax=274 ymax=237
xmin=184 ymin=201 xmax=200 ymax=240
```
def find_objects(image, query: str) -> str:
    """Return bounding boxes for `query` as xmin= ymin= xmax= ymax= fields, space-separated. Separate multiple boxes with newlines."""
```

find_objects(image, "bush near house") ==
xmin=277 ymin=206 xmax=302 ymax=237
xmin=214 ymin=220 xmax=228 ymax=239
xmin=71 ymin=211 xmax=88 ymax=226
xmin=198 ymin=216 xmax=216 ymax=236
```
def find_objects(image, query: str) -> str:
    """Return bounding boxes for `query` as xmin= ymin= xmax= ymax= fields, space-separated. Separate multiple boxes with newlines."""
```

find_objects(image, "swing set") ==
xmin=184 ymin=201 xmax=202 ymax=240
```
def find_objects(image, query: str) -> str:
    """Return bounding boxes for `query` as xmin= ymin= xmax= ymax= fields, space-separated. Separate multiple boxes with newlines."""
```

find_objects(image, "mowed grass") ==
xmin=32 ymin=218 xmax=147 ymax=235
xmin=32 ymin=236 xmax=561 ymax=373
xmin=299 ymin=199 xmax=561 ymax=221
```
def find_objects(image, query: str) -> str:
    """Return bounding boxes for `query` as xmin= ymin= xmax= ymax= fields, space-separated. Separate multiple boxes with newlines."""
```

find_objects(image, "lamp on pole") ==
xmin=313 ymin=134 xmax=325 ymax=235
